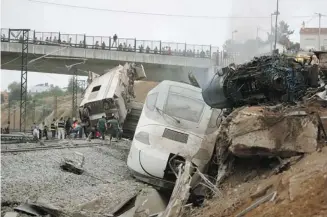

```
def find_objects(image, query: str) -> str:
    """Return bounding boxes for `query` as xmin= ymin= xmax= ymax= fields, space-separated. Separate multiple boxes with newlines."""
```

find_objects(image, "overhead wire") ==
xmin=1 ymin=56 xmax=21 ymax=66
xmin=28 ymin=0 xmax=314 ymax=20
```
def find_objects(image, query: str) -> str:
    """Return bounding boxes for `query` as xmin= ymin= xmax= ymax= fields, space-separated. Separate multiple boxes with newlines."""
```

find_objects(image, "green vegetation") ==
xmin=4 ymin=76 xmax=84 ymax=104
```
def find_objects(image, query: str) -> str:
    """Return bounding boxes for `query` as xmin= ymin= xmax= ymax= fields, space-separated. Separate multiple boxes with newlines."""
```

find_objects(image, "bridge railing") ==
xmin=1 ymin=28 xmax=9 ymax=42
xmin=135 ymin=40 xmax=161 ymax=54
xmin=1 ymin=28 xmax=226 ymax=60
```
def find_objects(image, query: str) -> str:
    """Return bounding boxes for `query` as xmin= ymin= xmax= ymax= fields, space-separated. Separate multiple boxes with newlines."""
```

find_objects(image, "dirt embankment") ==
xmin=193 ymin=147 xmax=327 ymax=217
xmin=134 ymin=81 xmax=158 ymax=103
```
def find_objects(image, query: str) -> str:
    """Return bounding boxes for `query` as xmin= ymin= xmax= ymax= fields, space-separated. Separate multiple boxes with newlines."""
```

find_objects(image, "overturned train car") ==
xmin=79 ymin=63 xmax=146 ymax=136
xmin=202 ymin=55 xmax=320 ymax=109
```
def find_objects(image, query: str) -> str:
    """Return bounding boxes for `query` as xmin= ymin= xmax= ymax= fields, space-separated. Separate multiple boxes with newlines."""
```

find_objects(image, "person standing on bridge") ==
xmin=57 ymin=117 xmax=65 ymax=140
xmin=112 ymin=34 xmax=118 ymax=47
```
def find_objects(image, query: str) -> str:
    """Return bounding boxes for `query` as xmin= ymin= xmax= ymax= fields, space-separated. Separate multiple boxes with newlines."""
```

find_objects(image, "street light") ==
xmin=274 ymin=0 xmax=280 ymax=50
xmin=232 ymin=30 xmax=238 ymax=41
xmin=271 ymin=11 xmax=280 ymax=51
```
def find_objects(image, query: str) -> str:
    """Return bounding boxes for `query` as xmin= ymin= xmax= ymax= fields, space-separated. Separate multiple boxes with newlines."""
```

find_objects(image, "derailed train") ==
xmin=79 ymin=63 xmax=146 ymax=136
xmin=127 ymin=80 xmax=221 ymax=190
xmin=202 ymin=54 xmax=320 ymax=109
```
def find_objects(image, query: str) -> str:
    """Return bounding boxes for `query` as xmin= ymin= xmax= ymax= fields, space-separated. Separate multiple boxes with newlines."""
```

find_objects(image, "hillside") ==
xmin=1 ymin=81 xmax=158 ymax=129
xmin=193 ymin=147 xmax=327 ymax=217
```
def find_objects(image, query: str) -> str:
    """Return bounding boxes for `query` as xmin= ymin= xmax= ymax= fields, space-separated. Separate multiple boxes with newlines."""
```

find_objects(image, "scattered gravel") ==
xmin=1 ymin=139 xmax=146 ymax=216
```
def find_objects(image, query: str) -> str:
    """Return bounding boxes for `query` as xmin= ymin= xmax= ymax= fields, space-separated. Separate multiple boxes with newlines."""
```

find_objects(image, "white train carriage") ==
xmin=127 ymin=80 xmax=221 ymax=189
xmin=79 ymin=63 xmax=145 ymax=129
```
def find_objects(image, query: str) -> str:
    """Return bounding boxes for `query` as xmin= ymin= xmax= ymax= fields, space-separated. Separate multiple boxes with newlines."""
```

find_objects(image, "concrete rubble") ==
xmin=216 ymin=106 xmax=321 ymax=158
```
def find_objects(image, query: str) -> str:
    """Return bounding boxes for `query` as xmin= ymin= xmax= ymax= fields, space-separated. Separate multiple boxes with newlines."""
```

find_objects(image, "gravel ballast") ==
xmin=1 ymin=140 xmax=145 ymax=216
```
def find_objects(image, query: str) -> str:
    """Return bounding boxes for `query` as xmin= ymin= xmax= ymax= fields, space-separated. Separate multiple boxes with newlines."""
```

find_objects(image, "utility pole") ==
xmin=274 ymin=0 xmax=279 ymax=50
xmin=232 ymin=30 xmax=238 ymax=42
xmin=271 ymin=13 xmax=274 ymax=52
xmin=72 ymin=67 xmax=78 ymax=119
xmin=32 ymin=100 xmax=35 ymax=123
xmin=8 ymin=100 xmax=11 ymax=124
xmin=256 ymin=27 xmax=260 ymax=52
xmin=13 ymin=107 xmax=16 ymax=130
xmin=8 ymin=29 xmax=31 ymax=133
xmin=315 ymin=13 xmax=326 ymax=50
xmin=54 ymin=96 xmax=57 ymax=119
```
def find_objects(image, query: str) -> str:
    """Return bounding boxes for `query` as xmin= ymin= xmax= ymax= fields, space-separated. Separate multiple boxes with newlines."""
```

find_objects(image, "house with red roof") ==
xmin=300 ymin=27 xmax=327 ymax=51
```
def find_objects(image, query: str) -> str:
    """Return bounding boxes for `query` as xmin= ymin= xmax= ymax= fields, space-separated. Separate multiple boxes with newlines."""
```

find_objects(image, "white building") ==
xmin=300 ymin=27 xmax=327 ymax=51
xmin=256 ymin=43 xmax=285 ymax=56
xmin=29 ymin=83 xmax=52 ymax=94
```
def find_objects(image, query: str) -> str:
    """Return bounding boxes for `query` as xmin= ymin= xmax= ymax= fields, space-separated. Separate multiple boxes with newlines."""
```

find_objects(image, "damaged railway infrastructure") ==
xmin=2 ymin=54 xmax=327 ymax=217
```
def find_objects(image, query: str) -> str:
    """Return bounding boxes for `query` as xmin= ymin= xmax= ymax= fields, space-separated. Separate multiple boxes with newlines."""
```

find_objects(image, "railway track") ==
xmin=1 ymin=142 xmax=104 ymax=153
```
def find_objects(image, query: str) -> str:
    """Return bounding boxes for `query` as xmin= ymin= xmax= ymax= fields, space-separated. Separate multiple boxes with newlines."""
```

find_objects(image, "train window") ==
xmin=146 ymin=92 xmax=158 ymax=111
xmin=164 ymin=93 xmax=205 ymax=123
xmin=92 ymin=85 xmax=101 ymax=92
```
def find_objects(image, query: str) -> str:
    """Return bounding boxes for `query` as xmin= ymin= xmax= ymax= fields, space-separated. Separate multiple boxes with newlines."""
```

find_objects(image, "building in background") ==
xmin=1 ymin=91 xmax=9 ymax=104
xmin=256 ymin=43 xmax=285 ymax=56
xmin=29 ymin=83 xmax=52 ymax=94
xmin=300 ymin=27 xmax=327 ymax=51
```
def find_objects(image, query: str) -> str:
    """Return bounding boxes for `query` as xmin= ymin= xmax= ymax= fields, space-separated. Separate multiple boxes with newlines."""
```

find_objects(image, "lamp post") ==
xmin=232 ymin=30 xmax=238 ymax=42
xmin=274 ymin=0 xmax=280 ymax=50
xmin=271 ymin=11 xmax=280 ymax=52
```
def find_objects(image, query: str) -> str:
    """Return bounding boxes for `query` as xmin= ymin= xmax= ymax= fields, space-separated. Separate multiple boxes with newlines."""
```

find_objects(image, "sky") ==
xmin=1 ymin=0 xmax=327 ymax=90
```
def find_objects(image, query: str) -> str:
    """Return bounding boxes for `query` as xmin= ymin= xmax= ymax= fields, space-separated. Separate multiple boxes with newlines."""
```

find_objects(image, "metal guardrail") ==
xmin=1 ymin=28 xmax=221 ymax=59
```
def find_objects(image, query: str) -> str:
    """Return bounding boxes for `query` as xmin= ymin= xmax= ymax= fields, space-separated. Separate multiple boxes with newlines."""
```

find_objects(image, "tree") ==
xmin=67 ymin=77 xmax=84 ymax=93
xmin=289 ymin=42 xmax=300 ymax=51
xmin=268 ymin=20 xmax=294 ymax=48
xmin=31 ymin=85 xmax=65 ymax=99
xmin=1 ymin=93 xmax=4 ymax=104
xmin=7 ymin=81 xmax=21 ymax=101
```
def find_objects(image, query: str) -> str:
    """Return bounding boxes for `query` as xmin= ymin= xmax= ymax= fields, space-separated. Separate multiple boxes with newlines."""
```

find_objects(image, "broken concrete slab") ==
xmin=14 ymin=198 xmax=64 ymax=217
xmin=113 ymin=187 xmax=169 ymax=217
xmin=4 ymin=212 xmax=18 ymax=217
xmin=219 ymin=106 xmax=319 ymax=157
xmin=14 ymin=203 xmax=43 ymax=216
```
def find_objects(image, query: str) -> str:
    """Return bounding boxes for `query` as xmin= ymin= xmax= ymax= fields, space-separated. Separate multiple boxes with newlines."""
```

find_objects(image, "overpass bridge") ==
xmin=1 ymin=28 xmax=228 ymax=85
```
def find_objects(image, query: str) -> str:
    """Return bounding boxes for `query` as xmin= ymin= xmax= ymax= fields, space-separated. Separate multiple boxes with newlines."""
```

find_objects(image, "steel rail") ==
xmin=1 ymin=143 xmax=104 ymax=153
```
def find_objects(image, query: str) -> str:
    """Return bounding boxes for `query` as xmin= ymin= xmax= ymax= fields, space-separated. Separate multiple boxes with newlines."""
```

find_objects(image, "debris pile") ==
xmin=202 ymin=54 xmax=324 ymax=109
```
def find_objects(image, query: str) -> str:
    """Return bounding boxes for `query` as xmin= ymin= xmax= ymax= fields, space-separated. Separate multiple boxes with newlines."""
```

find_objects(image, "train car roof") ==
xmin=156 ymin=80 xmax=202 ymax=92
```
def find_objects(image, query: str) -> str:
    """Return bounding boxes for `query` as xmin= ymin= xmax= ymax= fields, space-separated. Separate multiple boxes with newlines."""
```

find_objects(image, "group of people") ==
xmin=31 ymin=117 xmax=73 ymax=140
xmin=31 ymin=117 xmax=84 ymax=140
xmin=7 ymin=32 xmax=212 ymax=58
xmin=30 ymin=114 xmax=122 ymax=143
xmin=87 ymin=114 xmax=122 ymax=143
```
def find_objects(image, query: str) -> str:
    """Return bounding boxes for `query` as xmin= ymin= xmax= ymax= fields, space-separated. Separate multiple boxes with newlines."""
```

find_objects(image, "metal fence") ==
xmin=1 ymin=28 xmax=224 ymax=59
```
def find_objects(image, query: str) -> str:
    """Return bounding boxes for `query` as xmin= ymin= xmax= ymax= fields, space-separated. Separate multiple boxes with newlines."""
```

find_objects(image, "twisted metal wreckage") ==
xmin=202 ymin=54 xmax=323 ymax=109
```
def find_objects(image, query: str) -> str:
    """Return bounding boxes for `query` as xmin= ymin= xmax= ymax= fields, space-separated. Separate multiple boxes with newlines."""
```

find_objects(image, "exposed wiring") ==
xmin=216 ymin=109 xmax=224 ymax=128
xmin=1 ymin=56 xmax=21 ymax=66
xmin=28 ymin=46 xmax=68 ymax=64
